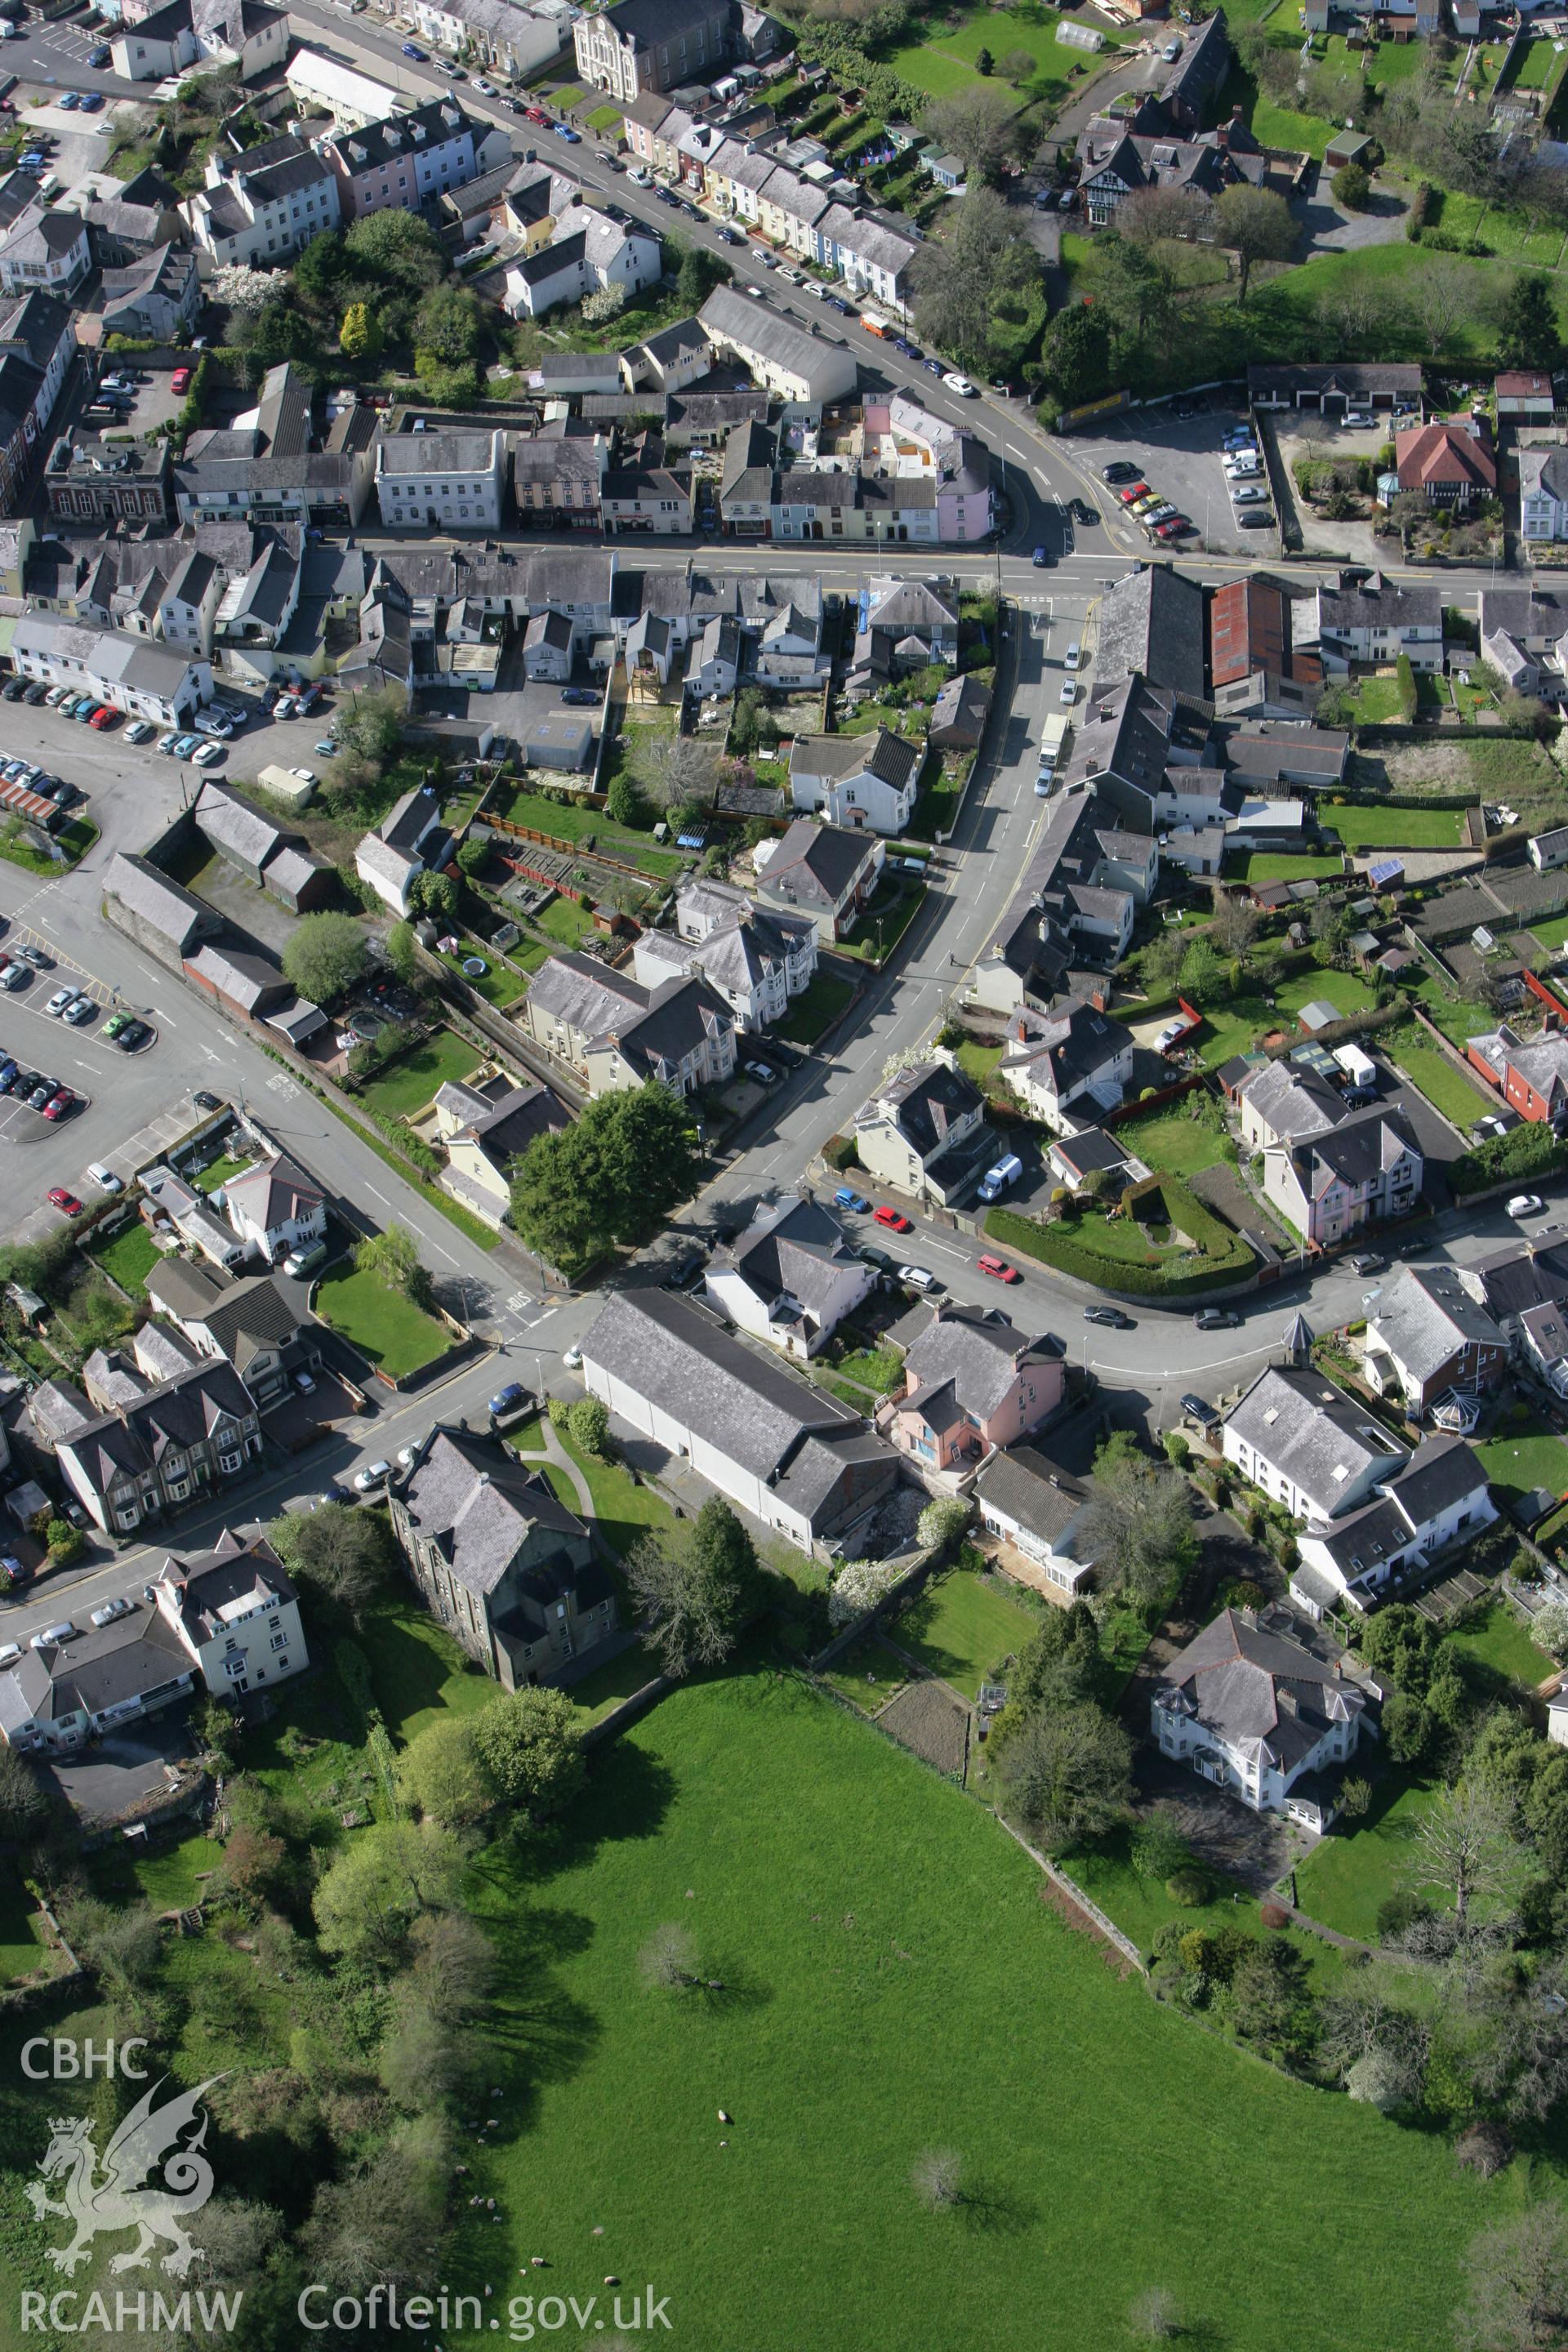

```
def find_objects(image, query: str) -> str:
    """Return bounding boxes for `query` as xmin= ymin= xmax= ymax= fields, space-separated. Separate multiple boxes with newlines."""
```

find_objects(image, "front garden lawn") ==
xmin=836 ymin=878 xmax=925 ymax=964
xmin=956 ymin=1038 xmax=1003 ymax=1085
xmin=313 ymin=1267 xmax=453 ymax=1379
xmin=1114 ymin=1107 xmax=1227 ymax=1178
xmin=773 ymin=968 xmax=858 ymax=1046
xmin=555 ymin=1423 xmax=675 ymax=1561
xmin=890 ymin=1565 xmax=1038 ymax=1699
xmin=358 ymin=1028 xmax=477 ymax=1120
xmin=90 ymin=1220 xmax=158 ymax=1292
xmin=1325 ymin=805 xmax=1464 ymax=850
xmin=1535 ymin=911 xmax=1568 ymax=956
xmin=1293 ymin=1775 xmax=1448 ymax=1945
xmin=458 ymin=1670 xmax=1494 ymax=2351
xmin=1476 ymin=1416 xmax=1568 ymax=1509
xmin=1445 ymin=1600 xmax=1553 ymax=1690
xmin=1384 ymin=1027 xmax=1491 ymax=1130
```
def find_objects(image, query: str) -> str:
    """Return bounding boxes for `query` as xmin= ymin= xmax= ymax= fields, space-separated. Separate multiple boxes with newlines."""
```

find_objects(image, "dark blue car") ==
xmin=488 ymin=1383 xmax=528 ymax=1418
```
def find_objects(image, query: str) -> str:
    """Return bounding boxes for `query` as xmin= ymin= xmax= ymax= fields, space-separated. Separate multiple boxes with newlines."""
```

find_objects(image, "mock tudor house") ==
xmin=1223 ymin=1363 xmax=1407 ymax=1524
xmin=391 ymin=1424 xmax=619 ymax=1688
xmin=1364 ymin=1266 xmax=1508 ymax=1419
xmin=581 ymin=1288 xmax=898 ymax=1553
xmin=854 ymin=1052 xmax=988 ymax=1206
xmin=1394 ymin=421 xmax=1495 ymax=508
xmin=704 ymin=1192 xmax=873 ymax=1361
xmin=1152 ymin=1609 xmax=1369 ymax=1830
xmin=880 ymin=1303 xmax=1066 ymax=1481
xmin=1292 ymin=1435 xmax=1496 ymax=1619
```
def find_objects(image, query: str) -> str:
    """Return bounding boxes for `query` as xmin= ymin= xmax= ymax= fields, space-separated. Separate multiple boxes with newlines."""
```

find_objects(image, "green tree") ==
xmin=1080 ymin=1432 xmax=1196 ymax=1609
xmin=455 ymin=836 xmax=488 ymax=880
xmin=510 ymin=1083 xmax=702 ymax=1267
xmin=45 ymin=1518 xmax=84 ymax=1568
xmin=994 ymin=1702 xmax=1133 ymax=1848
xmin=1041 ymin=303 xmax=1111 ymax=409
xmin=974 ymin=44 xmax=993 ymax=71
xmin=354 ymin=1222 xmax=433 ymax=1310
xmin=294 ymin=229 xmax=345 ymax=304
xmin=408 ymin=869 xmax=457 ymax=922
xmin=414 ymin=282 xmax=482 ymax=365
xmin=345 ymin=207 xmax=446 ymax=291
xmin=626 ymin=1498 xmax=759 ymax=1677
xmin=396 ymin=1716 xmax=492 ymax=1828
xmin=385 ymin=920 xmax=418 ymax=984
xmin=339 ymin=301 xmax=381 ymax=360
xmin=568 ymin=1394 xmax=610 ymax=1456
xmin=605 ymin=772 xmax=643 ymax=828
xmin=281 ymin=911 xmax=368 ymax=1006
xmin=0 ymin=1744 xmax=48 ymax=1843
xmin=916 ymin=1496 xmax=970 ymax=1552
xmin=670 ymin=235 xmax=729 ymax=310
xmin=265 ymin=1503 xmax=394 ymax=1624
xmin=1005 ymin=1599 xmax=1110 ymax=1716
xmin=470 ymin=1685 xmax=585 ymax=1816
xmin=1212 ymin=184 xmax=1297 ymax=302
xmin=1331 ymin=161 xmax=1372 ymax=210
xmin=1226 ymin=1938 xmax=1316 ymax=2061
xmin=335 ymin=686 xmax=405 ymax=766
xmin=1497 ymin=270 xmax=1561 ymax=372
xmin=1176 ymin=937 xmax=1226 ymax=1005
xmin=312 ymin=1820 xmax=466 ymax=1968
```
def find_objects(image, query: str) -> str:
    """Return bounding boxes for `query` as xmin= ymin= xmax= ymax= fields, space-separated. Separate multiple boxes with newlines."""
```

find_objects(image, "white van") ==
xmin=978 ymin=1152 xmax=1022 ymax=1203
xmin=284 ymin=1238 xmax=328 ymax=1278
xmin=86 ymin=1163 xmax=122 ymax=1192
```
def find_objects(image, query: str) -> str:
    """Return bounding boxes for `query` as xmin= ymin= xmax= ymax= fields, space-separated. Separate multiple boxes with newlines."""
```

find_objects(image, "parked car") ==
xmin=170 ymin=365 xmax=192 ymax=394
xmin=400 ymin=39 xmax=426 ymax=55
xmin=833 ymin=1187 xmax=871 ymax=1213
xmin=1194 ymin=1306 xmax=1241 ymax=1330
xmin=191 ymin=742 xmax=225 ymax=767
xmin=977 ymin=1254 xmax=1021 ymax=1284
xmin=898 ymin=1264 xmax=938 ymax=1292
xmin=116 ymin=1019 xmax=149 ymax=1050
xmin=559 ymin=685 xmax=597 ymax=706
xmin=125 ymin=718 xmax=154 ymax=742
xmin=47 ymin=1188 xmax=82 ymax=1214
xmin=90 ymin=1597 xmax=136 ymax=1628
xmin=1349 ymin=1252 xmax=1385 ymax=1276
xmin=1084 ymin=1305 xmax=1133 ymax=1328
xmin=872 ymin=1205 xmax=912 ymax=1232
xmin=488 ymin=1382 xmax=530 ymax=1419
xmin=353 ymin=1460 xmax=392 ymax=1493
xmin=62 ymin=996 xmax=93 ymax=1025
xmin=44 ymin=987 xmax=73 ymax=1017
xmin=1102 ymin=461 xmax=1140 ymax=483
xmin=1508 ymin=1194 xmax=1545 ymax=1218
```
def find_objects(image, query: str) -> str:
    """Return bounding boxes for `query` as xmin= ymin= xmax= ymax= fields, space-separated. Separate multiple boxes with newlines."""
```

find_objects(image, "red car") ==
xmin=1117 ymin=482 xmax=1150 ymax=505
xmin=1155 ymin=518 xmax=1191 ymax=539
xmin=171 ymin=365 xmax=192 ymax=395
xmin=977 ymin=1254 xmax=1021 ymax=1285
xmin=88 ymin=706 xmax=118 ymax=729
xmin=47 ymin=1187 xmax=82 ymax=1215
xmin=42 ymin=1089 xmax=73 ymax=1120
xmin=873 ymin=1204 xmax=912 ymax=1232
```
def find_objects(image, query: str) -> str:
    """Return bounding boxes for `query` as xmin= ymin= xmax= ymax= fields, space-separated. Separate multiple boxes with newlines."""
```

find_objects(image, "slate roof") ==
xmin=400 ymin=1426 xmax=590 ymax=1599
xmin=1224 ymin=1363 xmax=1406 ymax=1520
xmin=973 ymin=1443 xmax=1090 ymax=1550
xmin=527 ymin=950 xmax=645 ymax=1039
xmin=756 ymin=818 xmax=876 ymax=914
xmin=105 ymin=853 xmax=212 ymax=951
xmin=697 ymin=283 xmax=849 ymax=385
xmin=1157 ymin=1607 xmax=1365 ymax=1775
xmin=1238 ymin=1059 xmax=1349 ymax=1143
xmin=869 ymin=1056 xmax=984 ymax=1162
xmin=721 ymin=1194 xmax=865 ymax=1322
xmin=581 ymin=1287 xmax=892 ymax=1529
xmin=1371 ymin=1266 xmax=1505 ymax=1383
xmin=224 ymin=1152 xmax=323 ymax=1236
xmin=1095 ymin=563 xmax=1206 ymax=698
xmin=791 ymin=724 xmax=921 ymax=795
xmin=160 ymin=1528 xmax=295 ymax=1647
xmin=901 ymin=1302 xmax=1048 ymax=1425
xmin=329 ymin=96 xmax=473 ymax=176
xmin=56 ymin=1360 xmax=256 ymax=1504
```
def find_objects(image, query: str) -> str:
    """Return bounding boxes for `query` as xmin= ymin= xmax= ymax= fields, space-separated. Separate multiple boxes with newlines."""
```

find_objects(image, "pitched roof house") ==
xmin=1263 ymin=1107 xmax=1422 ymax=1249
xmin=1152 ymin=1608 xmax=1369 ymax=1829
xmin=1395 ymin=421 xmax=1496 ymax=506
xmin=996 ymin=996 xmax=1134 ymax=1134
xmin=223 ymin=1153 xmax=327 ymax=1266
xmin=973 ymin=1444 xmax=1096 ymax=1594
xmin=704 ymin=1192 xmax=874 ymax=1360
xmin=853 ymin=1051 xmax=990 ymax=1206
xmin=1365 ymin=1265 xmax=1508 ymax=1418
xmin=753 ymin=818 xmax=883 ymax=942
xmin=390 ymin=1425 xmax=617 ymax=1689
xmin=1293 ymin=1435 xmax=1496 ymax=1618
xmin=581 ymin=1288 xmax=898 ymax=1552
xmin=880 ymin=1303 xmax=1066 ymax=1482
xmin=789 ymin=726 xmax=922 ymax=835
xmin=1222 ymin=1362 xmax=1408 ymax=1524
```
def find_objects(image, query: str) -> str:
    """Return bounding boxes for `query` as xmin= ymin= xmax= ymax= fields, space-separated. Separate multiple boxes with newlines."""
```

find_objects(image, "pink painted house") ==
xmin=879 ymin=1302 xmax=1065 ymax=1481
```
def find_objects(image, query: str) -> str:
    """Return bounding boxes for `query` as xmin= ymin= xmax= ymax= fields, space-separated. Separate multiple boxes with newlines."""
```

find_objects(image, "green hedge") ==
xmin=984 ymin=1186 xmax=1253 ymax=1298
xmin=1450 ymin=1121 xmax=1568 ymax=1197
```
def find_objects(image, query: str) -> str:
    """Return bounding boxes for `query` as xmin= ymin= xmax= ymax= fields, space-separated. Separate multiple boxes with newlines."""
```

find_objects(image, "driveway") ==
xmin=1370 ymin=1045 xmax=1463 ymax=1209
xmin=42 ymin=1710 xmax=198 ymax=1830
xmin=1294 ymin=181 xmax=1412 ymax=256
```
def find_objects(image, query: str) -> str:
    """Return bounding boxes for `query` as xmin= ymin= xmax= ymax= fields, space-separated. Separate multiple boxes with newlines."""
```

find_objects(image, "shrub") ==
xmin=1375 ymin=1890 xmax=1432 ymax=1944
xmin=1395 ymin=653 xmax=1418 ymax=722
xmin=822 ymin=1134 xmax=862 ymax=1173
xmin=1165 ymin=1868 xmax=1210 ymax=1907
xmin=1451 ymin=1120 xmax=1568 ymax=1197
xmin=1258 ymin=1900 xmax=1289 ymax=1931
xmin=1332 ymin=161 xmax=1371 ymax=210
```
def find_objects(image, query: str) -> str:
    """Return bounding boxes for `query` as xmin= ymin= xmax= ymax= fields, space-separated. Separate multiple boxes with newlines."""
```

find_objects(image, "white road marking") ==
xmin=925 ymin=1241 xmax=969 ymax=1260
xmin=365 ymin=1184 xmax=394 ymax=1206
xmin=152 ymin=1006 xmax=177 ymax=1025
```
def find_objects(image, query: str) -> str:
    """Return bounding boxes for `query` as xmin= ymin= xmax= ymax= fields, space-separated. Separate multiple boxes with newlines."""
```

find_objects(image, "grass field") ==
xmin=773 ymin=968 xmax=858 ymax=1046
xmin=358 ymin=1029 xmax=477 ymax=1120
xmin=1325 ymin=805 xmax=1465 ymax=850
xmin=1446 ymin=1601 xmax=1552 ymax=1690
xmin=820 ymin=1633 xmax=908 ymax=1709
xmin=555 ymin=1423 xmax=674 ymax=1560
xmin=314 ymin=1266 xmax=453 ymax=1379
xmin=0 ymin=1869 xmax=44 ymax=1984
xmin=90 ymin=1220 xmax=158 ymax=1292
xmin=1113 ymin=1107 xmax=1227 ymax=1178
xmin=890 ymin=1566 xmax=1037 ymax=1699
xmin=454 ymin=1671 xmax=1495 ymax=2350
xmin=1535 ymin=911 xmax=1568 ymax=955
xmin=1476 ymin=1417 xmax=1568 ymax=1508
xmin=1293 ymin=1776 xmax=1447 ymax=1945
xmin=1384 ymin=1027 xmax=1490 ymax=1130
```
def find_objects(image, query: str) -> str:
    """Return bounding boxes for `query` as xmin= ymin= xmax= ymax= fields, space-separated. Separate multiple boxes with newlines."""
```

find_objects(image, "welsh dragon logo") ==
xmin=25 ymin=2075 xmax=226 ymax=2278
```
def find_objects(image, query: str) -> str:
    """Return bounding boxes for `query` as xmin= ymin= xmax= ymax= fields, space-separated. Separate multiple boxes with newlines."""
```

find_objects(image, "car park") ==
xmin=124 ymin=718 xmax=154 ymax=742
xmin=22 ymin=683 xmax=48 ymax=705
xmin=191 ymin=742 xmax=225 ymax=767
xmin=873 ymin=1205 xmax=912 ymax=1232
xmin=88 ymin=706 xmax=118 ymax=729
xmin=1237 ymin=510 xmax=1274 ymax=529
xmin=0 ymin=679 xmax=22 ymax=702
xmin=1102 ymin=461 xmax=1140 ymax=483
xmin=45 ymin=987 xmax=73 ymax=1017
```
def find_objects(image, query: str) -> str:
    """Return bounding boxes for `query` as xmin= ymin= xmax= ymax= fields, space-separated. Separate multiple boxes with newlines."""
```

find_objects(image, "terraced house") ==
xmin=28 ymin=1359 xmax=263 ymax=1535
